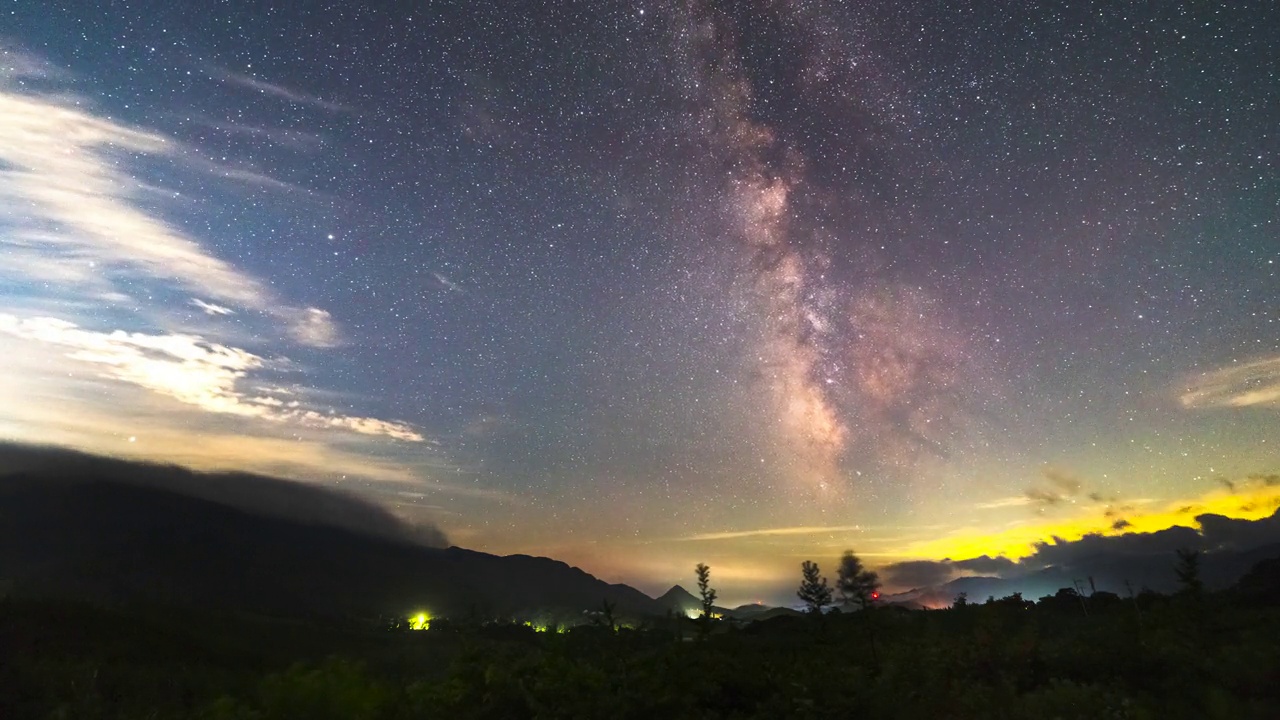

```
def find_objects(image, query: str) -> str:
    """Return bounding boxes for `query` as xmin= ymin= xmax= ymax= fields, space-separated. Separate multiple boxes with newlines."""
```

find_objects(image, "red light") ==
xmin=871 ymin=592 xmax=880 ymax=600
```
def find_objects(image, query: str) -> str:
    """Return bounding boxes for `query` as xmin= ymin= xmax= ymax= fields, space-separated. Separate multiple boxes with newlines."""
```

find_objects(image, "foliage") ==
xmin=836 ymin=549 xmax=880 ymax=609
xmin=1174 ymin=547 xmax=1204 ymax=597
xmin=796 ymin=560 xmax=832 ymax=614
xmin=5 ymin=564 xmax=1280 ymax=720
xmin=695 ymin=563 xmax=717 ymax=615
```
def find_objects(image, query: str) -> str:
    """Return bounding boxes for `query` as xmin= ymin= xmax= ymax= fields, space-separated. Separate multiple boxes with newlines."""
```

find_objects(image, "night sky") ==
xmin=2 ymin=1 xmax=1277 ymax=604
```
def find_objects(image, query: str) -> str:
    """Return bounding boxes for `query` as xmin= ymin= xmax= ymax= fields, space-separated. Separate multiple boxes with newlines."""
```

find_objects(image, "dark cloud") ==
xmin=952 ymin=555 xmax=1018 ymax=575
xmin=1025 ymin=487 xmax=1065 ymax=508
xmin=881 ymin=559 xmax=956 ymax=588
xmin=1198 ymin=511 xmax=1280 ymax=551
xmin=1024 ymin=468 xmax=1148 ymax=531
xmin=1026 ymin=525 xmax=1203 ymax=571
xmin=881 ymin=554 xmax=1019 ymax=589
xmin=0 ymin=442 xmax=448 ymax=548
xmin=1044 ymin=468 xmax=1082 ymax=494
xmin=883 ymin=508 xmax=1280 ymax=598
xmin=1025 ymin=467 xmax=1088 ymax=513
xmin=1248 ymin=474 xmax=1280 ymax=487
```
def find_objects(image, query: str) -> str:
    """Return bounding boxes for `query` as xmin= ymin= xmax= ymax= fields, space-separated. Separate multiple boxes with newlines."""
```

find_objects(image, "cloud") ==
xmin=0 ymin=442 xmax=448 ymax=547
xmin=0 ymin=314 xmax=422 ymax=442
xmin=953 ymin=555 xmax=1019 ymax=575
xmin=1251 ymin=473 xmax=1280 ymax=487
xmin=900 ymin=473 xmax=1280 ymax=564
xmin=882 ymin=507 xmax=1280 ymax=595
xmin=431 ymin=272 xmax=463 ymax=293
xmin=679 ymin=525 xmax=865 ymax=542
xmin=974 ymin=496 xmax=1034 ymax=510
xmin=1197 ymin=510 xmax=1280 ymax=551
xmin=205 ymin=66 xmax=351 ymax=113
xmin=191 ymin=299 xmax=235 ymax=316
xmin=987 ymin=510 xmax=1280 ymax=595
xmin=0 ymin=58 xmax=488 ymax=509
xmin=882 ymin=560 xmax=955 ymax=588
xmin=288 ymin=307 xmax=339 ymax=348
xmin=0 ymin=47 xmax=67 ymax=81
xmin=0 ymin=75 xmax=339 ymax=347
xmin=188 ymin=117 xmax=325 ymax=150
xmin=1027 ymin=486 xmax=1067 ymax=509
xmin=1024 ymin=467 xmax=1083 ymax=510
xmin=1180 ymin=356 xmax=1280 ymax=409
xmin=881 ymin=554 xmax=1019 ymax=589
xmin=0 ymin=90 xmax=258 ymax=304
xmin=1022 ymin=466 xmax=1133 ymax=518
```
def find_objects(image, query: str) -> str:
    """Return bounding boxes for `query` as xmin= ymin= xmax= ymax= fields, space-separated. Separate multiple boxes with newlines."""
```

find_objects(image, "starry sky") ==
xmin=1 ymin=0 xmax=1277 ymax=605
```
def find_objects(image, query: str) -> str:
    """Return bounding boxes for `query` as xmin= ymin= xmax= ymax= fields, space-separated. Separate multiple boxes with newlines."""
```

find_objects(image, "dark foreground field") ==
xmin=3 ymin=579 xmax=1279 ymax=720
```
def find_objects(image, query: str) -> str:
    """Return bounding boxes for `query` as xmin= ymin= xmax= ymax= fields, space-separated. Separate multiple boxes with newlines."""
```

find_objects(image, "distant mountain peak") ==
xmin=657 ymin=585 xmax=698 ymax=602
xmin=660 ymin=584 xmax=701 ymax=604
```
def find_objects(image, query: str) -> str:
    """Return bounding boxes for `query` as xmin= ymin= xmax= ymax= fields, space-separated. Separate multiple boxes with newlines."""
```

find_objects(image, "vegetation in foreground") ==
xmin=3 ymin=555 xmax=1279 ymax=720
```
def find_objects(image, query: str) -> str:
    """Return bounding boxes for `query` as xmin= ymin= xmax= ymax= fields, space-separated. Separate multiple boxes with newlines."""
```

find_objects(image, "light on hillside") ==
xmin=408 ymin=612 xmax=431 ymax=630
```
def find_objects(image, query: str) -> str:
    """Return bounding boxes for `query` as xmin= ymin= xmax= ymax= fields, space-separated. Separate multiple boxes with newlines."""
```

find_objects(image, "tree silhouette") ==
xmin=1174 ymin=547 xmax=1203 ymax=596
xmin=836 ymin=550 xmax=881 ymax=610
xmin=695 ymin=563 xmax=717 ymax=638
xmin=598 ymin=598 xmax=617 ymax=632
xmin=797 ymin=560 xmax=833 ymax=614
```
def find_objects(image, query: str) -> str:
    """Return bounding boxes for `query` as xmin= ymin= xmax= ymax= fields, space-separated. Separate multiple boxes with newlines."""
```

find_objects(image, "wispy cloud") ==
xmin=188 ymin=116 xmax=325 ymax=150
xmin=431 ymin=272 xmax=464 ymax=293
xmin=0 ymin=315 xmax=422 ymax=441
xmin=0 ymin=46 xmax=68 ymax=81
xmin=289 ymin=307 xmax=339 ymax=348
xmin=679 ymin=525 xmax=865 ymax=541
xmin=0 ymin=78 xmax=337 ymax=346
xmin=191 ymin=299 xmax=235 ymax=316
xmin=0 ymin=91 xmax=252 ymax=299
xmin=1180 ymin=356 xmax=1280 ymax=409
xmin=974 ymin=496 xmax=1034 ymax=510
xmin=206 ymin=66 xmax=351 ymax=113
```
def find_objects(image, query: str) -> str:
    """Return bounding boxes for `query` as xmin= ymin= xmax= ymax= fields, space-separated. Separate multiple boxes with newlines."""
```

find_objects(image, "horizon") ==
xmin=2 ymin=2 xmax=1278 ymax=608
xmin=4 ymin=441 xmax=1278 ymax=610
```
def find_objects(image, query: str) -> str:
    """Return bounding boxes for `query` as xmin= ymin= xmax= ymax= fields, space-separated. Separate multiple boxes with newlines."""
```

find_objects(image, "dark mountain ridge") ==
xmin=0 ymin=445 xmax=662 ymax=619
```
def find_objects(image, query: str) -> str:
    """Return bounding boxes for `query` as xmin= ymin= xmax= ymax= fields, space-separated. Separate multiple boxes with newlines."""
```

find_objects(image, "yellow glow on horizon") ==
xmin=408 ymin=612 xmax=431 ymax=630
xmin=900 ymin=483 xmax=1280 ymax=563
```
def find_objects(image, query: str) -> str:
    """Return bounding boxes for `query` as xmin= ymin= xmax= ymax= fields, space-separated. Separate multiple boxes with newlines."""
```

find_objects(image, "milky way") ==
xmin=1 ymin=1 xmax=1277 ymax=603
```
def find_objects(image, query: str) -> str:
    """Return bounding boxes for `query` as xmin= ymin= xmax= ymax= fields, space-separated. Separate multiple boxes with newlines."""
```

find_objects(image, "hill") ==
xmin=0 ymin=445 xmax=662 ymax=620
xmin=655 ymin=584 xmax=701 ymax=615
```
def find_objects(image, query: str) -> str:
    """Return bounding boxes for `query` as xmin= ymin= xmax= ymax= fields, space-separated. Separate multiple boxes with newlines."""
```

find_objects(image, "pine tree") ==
xmin=1174 ymin=547 xmax=1203 ymax=596
xmin=836 ymin=550 xmax=881 ymax=610
xmin=797 ymin=560 xmax=833 ymax=614
xmin=695 ymin=563 xmax=717 ymax=638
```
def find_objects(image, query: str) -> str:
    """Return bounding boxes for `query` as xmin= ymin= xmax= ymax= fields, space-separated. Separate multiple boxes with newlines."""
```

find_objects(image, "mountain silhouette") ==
xmin=0 ymin=445 xmax=663 ymax=620
xmin=655 ymin=584 xmax=701 ymax=615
